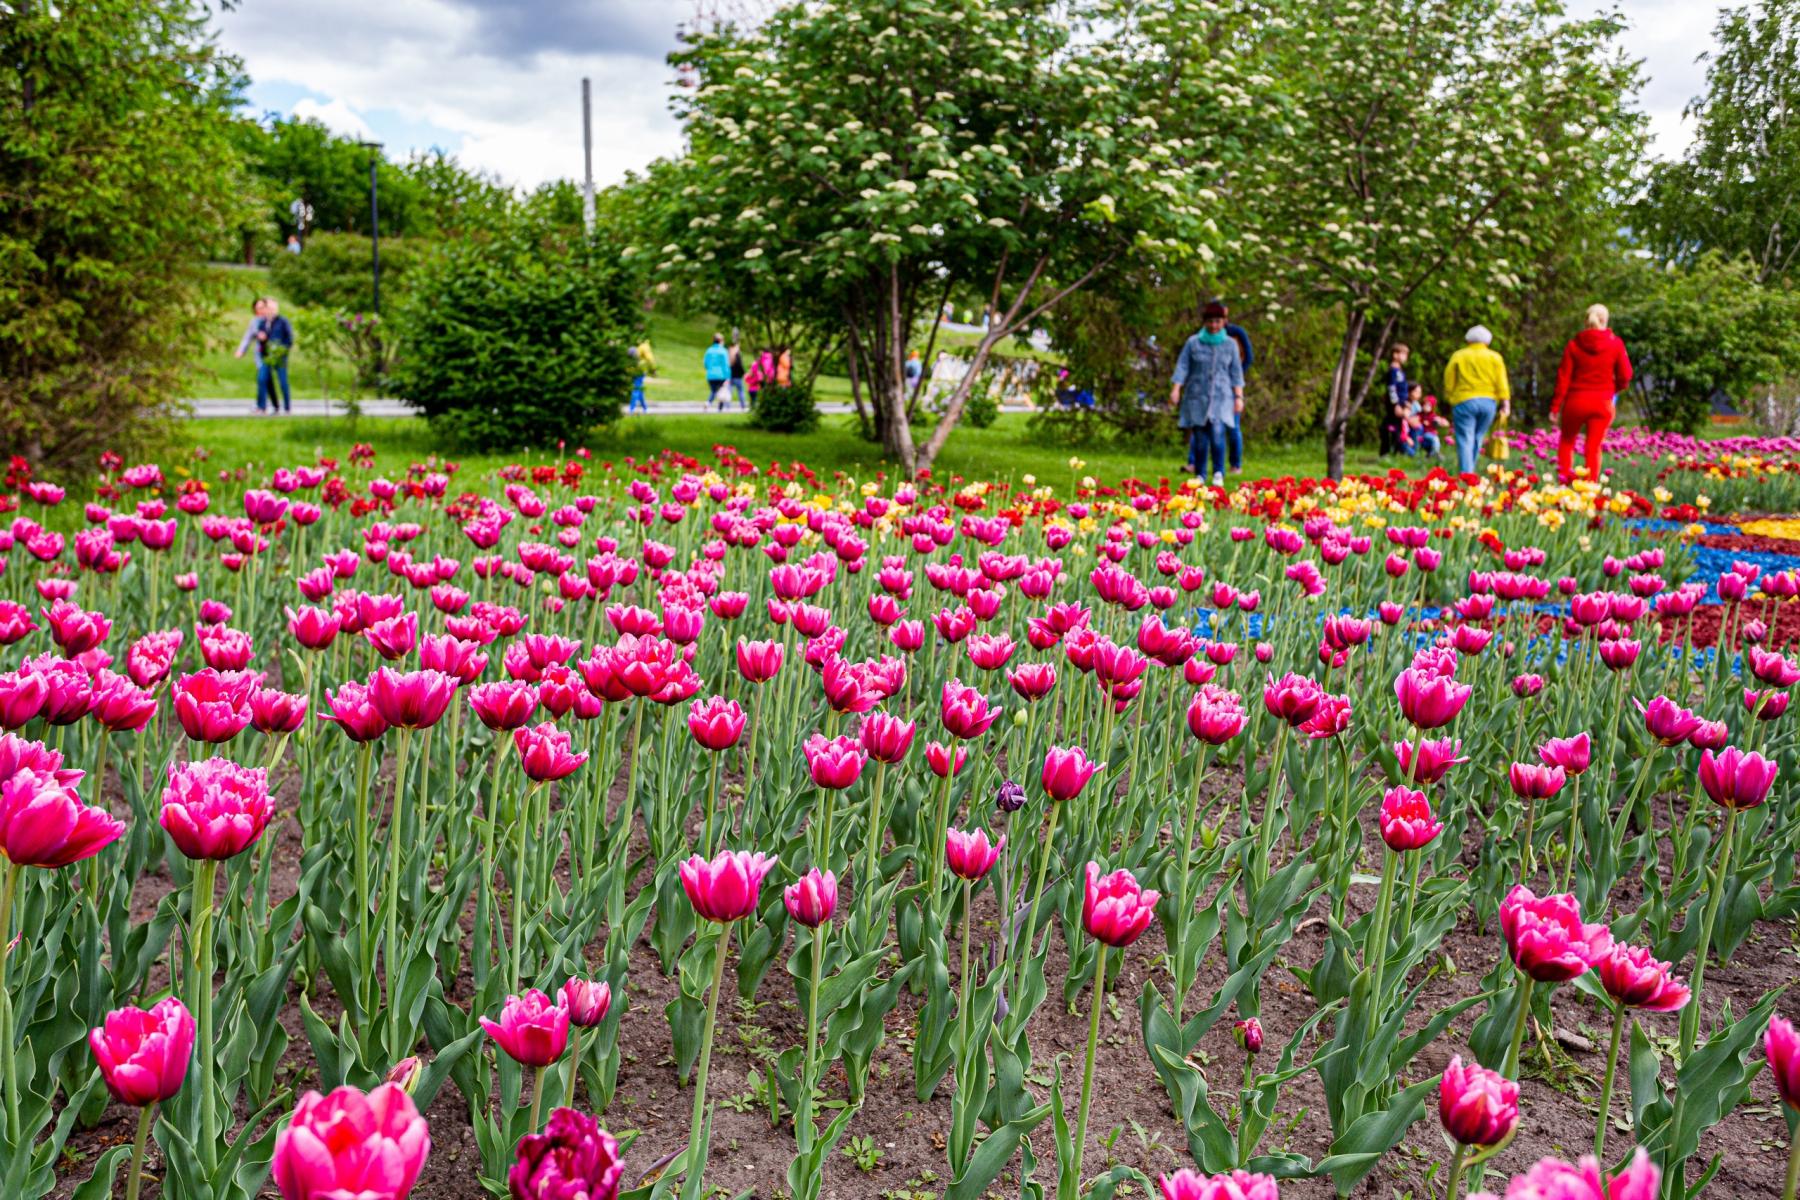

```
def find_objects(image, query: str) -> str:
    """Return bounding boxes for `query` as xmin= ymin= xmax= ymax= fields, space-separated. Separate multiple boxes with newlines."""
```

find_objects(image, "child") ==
xmin=1382 ymin=344 xmax=1411 ymax=456
xmin=1407 ymin=385 xmax=1442 ymax=458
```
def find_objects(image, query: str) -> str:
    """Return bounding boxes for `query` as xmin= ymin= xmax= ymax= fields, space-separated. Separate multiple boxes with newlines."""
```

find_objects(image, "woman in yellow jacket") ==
xmin=1442 ymin=325 xmax=1511 ymax=476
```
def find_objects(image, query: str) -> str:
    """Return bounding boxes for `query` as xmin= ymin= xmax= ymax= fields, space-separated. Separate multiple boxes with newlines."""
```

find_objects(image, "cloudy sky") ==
xmin=216 ymin=0 xmax=1723 ymax=191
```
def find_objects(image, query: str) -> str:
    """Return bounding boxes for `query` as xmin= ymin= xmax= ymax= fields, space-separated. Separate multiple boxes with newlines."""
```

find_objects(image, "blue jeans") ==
xmin=628 ymin=374 xmax=647 ymax=412
xmin=1189 ymin=423 xmax=1229 ymax=479
xmin=1228 ymin=422 xmax=1243 ymax=470
xmin=257 ymin=362 xmax=290 ymax=411
xmin=729 ymin=378 xmax=746 ymax=408
xmin=1451 ymin=397 xmax=1497 ymax=475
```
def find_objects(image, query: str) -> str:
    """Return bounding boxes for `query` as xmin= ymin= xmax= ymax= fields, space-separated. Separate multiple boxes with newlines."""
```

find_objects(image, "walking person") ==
xmin=703 ymin=333 xmax=731 ymax=409
xmin=1551 ymin=304 xmax=1632 ymax=483
xmin=234 ymin=299 xmax=270 ymax=413
xmin=904 ymin=349 xmax=924 ymax=399
xmin=258 ymin=299 xmax=295 ymax=413
xmin=728 ymin=338 xmax=748 ymax=410
xmin=746 ymin=347 xmax=774 ymax=410
xmin=1169 ymin=300 xmax=1245 ymax=486
xmin=1442 ymin=325 xmax=1510 ymax=476
xmin=1380 ymin=343 xmax=1411 ymax=456
xmin=1219 ymin=303 xmax=1254 ymax=474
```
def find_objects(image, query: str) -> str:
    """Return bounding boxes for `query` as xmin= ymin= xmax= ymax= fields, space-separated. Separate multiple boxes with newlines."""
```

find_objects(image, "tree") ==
xmin=1640 ymin=0 xmax=1800 ymax=284
xmin=1245 ymin=0 xmax=1644 ymax=478
xmin=665 ymin=0 xmax=1265 ymax=474
xmin=0 ymin=0 xmax=244 ymax=466
xmin=1611 ymin=251 xmax=1800 ymax=433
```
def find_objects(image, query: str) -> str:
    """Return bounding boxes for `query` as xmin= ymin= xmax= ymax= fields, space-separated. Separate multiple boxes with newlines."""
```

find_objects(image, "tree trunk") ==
xmin=1322 ymin=311 xmax=1366 ymax=481
xmin=876 ymin=268 xmax=917 ymax=475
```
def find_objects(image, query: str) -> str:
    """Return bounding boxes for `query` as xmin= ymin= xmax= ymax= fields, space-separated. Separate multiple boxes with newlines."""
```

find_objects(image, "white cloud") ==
xmin=290 ymin=96 xmax=377 ymax=142
xmin=1612 ymin=0 xmax=1721 ymax=159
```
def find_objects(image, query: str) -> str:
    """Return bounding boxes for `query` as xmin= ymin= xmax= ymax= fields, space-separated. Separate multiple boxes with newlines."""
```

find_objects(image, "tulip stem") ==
xmin=354 ymin=743 xmax=375 ymax=1019
xmin=686 ymin=921 xmax=732 ymax=1195
xmin=1558 ymin=774 xmax=1582 ymax=894
xmin=1784 ymin=1129 xmax=1800 ymax=1200
xmin=125 ymin=1102 xmax=154 ymax=1200
xmin=1173 ymin=748 xmax=1211 ymax=1025
xmin=958 ymin=880 xmax=973 ymax=1060
xmin=802 ymin=920 xmax=827 ymax=1143
xmin=1071 ymin=941 xmax=1106 ymax=1193
xmin=927 ymin=765 xmax=955 ymax=909
xmin=529 ymin=1064 xmax=547 ymax=1132
xmin=387 ymin=727 xmax=414 ymax=1056
xmin=1502 ymin=974 xmax=1536 ymax=1080
xmin=1399 ymin=849 xmax=1423 ymax=947
xmin=1363 ymin=846 xmax=1399 ymax=1042
xmin=191 ymin=857 xmax=219 ymax=1173
xmin=512 ymin=782 xmax=538 ymax=994
xmin=865 ymin=762 xmax=888 ymax=903
xmin=1595 ymin=1006 xmax=1626 ymax=1160
xmin=0 ymin=861 xmax=20 ymax=1145
xmin=564 ymin=1028 xmax=583 ymax=1111
xmin=1255 ymin=724 xmax=1288 ymax=891
xmin=1012 ymin=801 xmax=1061 ymax=1010
xmin=1680 ymin=806 xmax=1737 ymax=1058
xmin=1442 ymin=1141 xmax=1468 ymax=1200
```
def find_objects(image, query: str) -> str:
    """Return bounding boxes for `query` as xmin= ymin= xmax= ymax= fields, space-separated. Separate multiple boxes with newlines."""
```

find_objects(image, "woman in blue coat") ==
xmin=1169 ymin=301 xmax=1245 ymax=485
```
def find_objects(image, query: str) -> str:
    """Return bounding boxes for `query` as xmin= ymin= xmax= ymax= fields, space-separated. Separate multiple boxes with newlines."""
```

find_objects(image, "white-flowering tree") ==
xmin=664 ymin=0 xmax=1272 ymax=474
xmin=1244 ymin=0 xmax=1643 ymax=478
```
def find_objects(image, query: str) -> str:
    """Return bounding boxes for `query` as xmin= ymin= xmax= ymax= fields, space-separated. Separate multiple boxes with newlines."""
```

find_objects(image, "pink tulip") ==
xmin=783 ymin=867 xmax=838 ymax=927
xmin=687 ymin=695 xmax=746 ymax=751
xmin=286 ymin=605 xmax=341 ymax=651
xmin=514 ymin=723 xmax=588 ymax=783
xmin=1438 ymin=1054 xmax=1517 ymax=1147
xmin=925 ymin=740 xmax=968 ymax=778
xmin=480 ymin=989 xmax=571 ymax=1067
xmin=1394 ymin=666 xmax=1471 ymax=729
xmin=560 ymin=978 xmax=612 ymax=1028
xmin=1082 ymin=861 xmax=1160 ymax=948
xmin=1507 ymin=761 xmax=1566 ymax=800
xmin=941 ymin=679 xmax=997 ymax=739
xmin=1500 ymin=885 xmax=1611 ymax=983
xmin=1749 ymin=646 xmax=1800 ymax=687
xmin=89 ymin=671 xmax=159 ymax=733
xmin=1746 ymin=688 xmax=1792 ymax=720
xmin=1393 ymin=737 xmax=1468 ymax=785
xmin=1041 ymin=744 xmax=1100 ymax=803
xmin=42 ymin=599 xmax=110 ymax=657
xmin=1466 ymin=1148 xmax=1659 ymax=1200
xmin=0 ymin=671 xmax=49 ymax=729
xmin=1186 ymin=690 xmax=1247 ymax=744
xmin=1007 ymin=662 xmax=1057 ymax=701
xmin=1537 ymin=733 xmax=1592 ymax=776
xmin=173 ymin=669 xmax=254 ymax=742
xmin=320 ymin=681 xmax=390 ymax=743
xmin=1378 ymin=786 xmax=1442 ymax=852
xmin=946 ymin=827 xmax=1004 ymax=881
xmin=804 ymin=732 xmax=866 ymax=790
xmin=250 ymin=687 xmax=309 ymax=735
xmin=1687 ymin=719 xmax=1729 ymax=752
xmin=368 ymin=667 xmax=457 ymax=730
xmin=160 ymin=757 xmax=272 ymax=861
xmin=272 ymin=1084 xmax=430 ymax=1200
xmin=856 ymin=711 xmax=915 ymax=764
xmin=1595 ymin=943 xmax=1690 ymax=1012
xmin=1234 ymin=1017 xmax=1263 ymax=1055
xmin=735 ymin=638 xmax=784 ymax=683
xmin=468 ymin=680 xmax=540 ymax=731
xmin=1768 ymin=1015 xmax=1800 ymax=1111
xmin=1698 ymin=746 xmax=1779 ymax=811
xmin=1636 ymin=697 xmax=1700 ymax=747
xmin=1158 ymin=1168 xmax=1281 ymax=1200
xmin=1511 ymin=673 xmax=1545 ymax=698
xmin=1261 ymin=671 xmax=1324 ymax=726
xmin=508 ymin=1107 xmax=624 ymax=1200
xmin=679 ymin=848 xmax=778 ymax=923
xmin=88 ymin=996 xmax=195 ymax=1106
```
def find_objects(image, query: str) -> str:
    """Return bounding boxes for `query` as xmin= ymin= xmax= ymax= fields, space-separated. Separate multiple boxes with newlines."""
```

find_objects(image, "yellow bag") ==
xmin=1484 ymin=415 xmax=1510 ymax=461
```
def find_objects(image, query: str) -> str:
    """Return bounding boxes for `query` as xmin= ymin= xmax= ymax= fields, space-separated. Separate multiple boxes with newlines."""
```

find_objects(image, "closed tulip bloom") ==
xmin=1767 ymin=1015 xmax=1800 ymax=1111
xmin=1500 ymin=885 xmax=1611 ymax=983
xmin=1698 ymin=746 xmax=1779 ymax=811
xmin=1636 ymin=696 xmax=1700 ymax=747
xmin=0 ymin=670 xmax=49 ymax=729
xmin=1234 ymin=1017 xmax=1263 ymax=1054
xmin=1393 ymin=667 xmax=1472 ymax=729
xmin=362 ymin=611 xmax=419 ymax=660
xmin=1537 ymin=733 xmax=1592 ymax=776
xmin=679 ymin=848 xmax=778 ymax=923
xmin=1041 ymin=744 xmax=1100 ymax=802
xmin=560 ymin=978 xmax=611 ymax=1029
xmin=687 ymin=695 xmax=746 ymax=751
xmin=286 ymin=605 xmax=341 ymax=650
xmin=173 ymin=669 xmax=255 ymax=743
xmin=1394 ymin=737 xmax=1469 ymax=785
xmin=1687 ymin=719 xmax=1729 ymax=752
xmin=1378 ymin=786 xmax=1442 ymax=851
xmin=1595 ymin=943 xmax=1689 ymax=1012
xmin=1511 ymin=673 xmax=1545 ymax=699
xmin=89 ymin=670 xmax=159 ymax=733
xmin=1158 ymin=1168 xmax=1281 ymax=1200
xmin=735 ymin=638 xmax=784 ymax=684
xmin=925 ymin=739 xmax=968 ymax=778
xmin=857 ymin=711 xmax=915 ymax=764
xmin=161 ymin=757 xmax=272 ymax=861
xmin=1466 ymin=1148 xmax=1659 ymax=1200
xmin=514 ymin=722 xmax=588 ymax=783
xmin=1598 ymin=638 xmax=1640 ymax=671
xmin=42 ymin=599 xmax=111 ymax=656
xmin=946 ymin=827 xmax=1005 ymax=881
xmin=1746 ymin=688 xmax=1792 ymax=720
xmin=783 ymin=867 xmax=838 ymax=927
xmin=480 ymin=989 xmax=571 ymax=1067
xmin=368 ymin=667 xmax=457 ymax=730
xmin=1186 ymin=691 xmax=1247 ymax=745
xmin=1262 ymin=671 xmax=1324 ymax=726
xmin=250 ymin=687 xmax=309 ymax=735
xmin=1082 ymin=861 xmax=1160 ymax=948
xmin=1749 ymin=646 xmax=1800 ymax=687
xmin=941 ymin=679 xmax=998 ymax=739
xmin=804 ymin=732 xmax=867 ymax=789
xmin=1507 ymin=761 xmax=1567 ymax=800
xmin=272 ymin=1083 xmax=430 ymax=1200
xmin=1438 ymin=1055 xmax=1518 ymax=1147
xmin=468 ymin=680 xmax=540 ymax=731
xmin=1007 ymin=661 xmax=1058 ymax=701
xmin=508 ymin=1106 xmax=624 ymax=1200
xmin=320 ymin=681 xmax=390 ymax=743
xmin=89 ymin=996 xmax=195 ymax=1106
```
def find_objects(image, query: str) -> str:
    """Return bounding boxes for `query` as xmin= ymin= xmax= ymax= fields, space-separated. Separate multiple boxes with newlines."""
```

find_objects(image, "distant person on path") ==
xmin=746 ymin=347 xmax=775 ymax=407
xmin=258 ymin=299 xmax=295 ymax=413
xmin=775 ymin=346 xmax=793 ymax=389
xmin=234 ymin=298 xmax=269 ymax=412
xmin=728 ymin=338 xmax=748 ymax=409
xmin=1217 ymin=302 xmax=1254 ymax=474
xmin=1551 ymin=303 xmax=1633 ymax=483
xmin=1380 ymin=343 xmax=1411 ymax=456
xmin=1442 ymin=325 xmax=1510 ymax=476
xmin=1170 ymin=300 xmax=1245 ymax=486
xmin=286 ymin=234 xmax=302 ymax=255
xmin=904 ymin=349 xmax=923 ymax=397
xmin=703 ymin=333 xmax=731 ymax=408
xmin=627 ymin=342 xmax=649 ymax=412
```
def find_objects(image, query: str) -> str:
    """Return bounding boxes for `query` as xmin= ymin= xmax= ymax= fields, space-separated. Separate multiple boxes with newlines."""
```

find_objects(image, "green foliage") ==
xmin=268 ymin=232 xmax=426 ymax=312
xmin=1611 ymin=252 xmax=1800 ymax=433
xmin=387 ymin=231 xmax=639 ymax=449
xmin=963 ymin=388 xmax=999 ymax=431
xmin=0 ymin=0 xmax=244 ymax=467
xmin=1639 ymin=0 xmax=1800 ymax=284
xmin=748 ymin=383 xmax=820 ymax=435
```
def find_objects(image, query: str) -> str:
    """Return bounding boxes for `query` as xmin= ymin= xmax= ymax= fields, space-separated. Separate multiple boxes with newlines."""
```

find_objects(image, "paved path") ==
xmin=183 ymin=398 xmax=858 ymax=418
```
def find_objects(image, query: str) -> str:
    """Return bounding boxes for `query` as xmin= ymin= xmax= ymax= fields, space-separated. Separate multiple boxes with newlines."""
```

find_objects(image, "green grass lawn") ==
xmin=190 ymin=265 xmax=359 ymax=401
xmin=178 ymin=410 xmax=1386 ymax=486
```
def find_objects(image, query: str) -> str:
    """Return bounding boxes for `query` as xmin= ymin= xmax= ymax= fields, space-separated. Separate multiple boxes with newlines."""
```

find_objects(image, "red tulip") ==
xmin=480 ymin=989 xmax=571 ymax=1067
xmin=1595 ymin=943 xmax=1690 ymax=1012
xmin=272 ymin=1083 xmax=429 ymax=1200
xmin=1041 ymin=744 xmax=1100 ymax=802
xmin=89 ymin=996 xmax=195 ymax=1106
xmin=946 ymin=827 xmax=1004 ymax=881
xmin=514 ymin=722 xmax=588 ymax=783
xmin=160 ymin=757 xmax=272 ymax=861
xmin=508 ymin=1107 xmax=623 ymax=1200
xmin=783 ymin=867 xmax=837 ymax=927
xmin=1698 ymin=746 xmax=1778 ymax=810
xmin=679 ymin=848 xmax=778 ymax=923
xmin=1082 ymin=861 xmax=1159 ymax=948
xmin=1438 ymin=1054 xmax=1518 ymax=1147
xmin=1500 ymin=885 xmax=1611 ymax=983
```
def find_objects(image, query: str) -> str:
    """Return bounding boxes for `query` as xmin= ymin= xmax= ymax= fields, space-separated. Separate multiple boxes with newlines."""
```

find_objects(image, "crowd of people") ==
xmin=1170 ymin=299 xmax=1635 ymax=484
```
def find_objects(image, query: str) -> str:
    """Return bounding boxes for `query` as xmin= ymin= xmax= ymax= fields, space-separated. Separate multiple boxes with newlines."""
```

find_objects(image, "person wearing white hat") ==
xmin=1442 ymin=325 xmax=1511 ymax=475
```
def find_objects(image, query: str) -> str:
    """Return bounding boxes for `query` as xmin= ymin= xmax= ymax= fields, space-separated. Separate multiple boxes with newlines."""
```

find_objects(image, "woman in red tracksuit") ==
xmin=1551 ymin=303 xmax=1633 ymax=482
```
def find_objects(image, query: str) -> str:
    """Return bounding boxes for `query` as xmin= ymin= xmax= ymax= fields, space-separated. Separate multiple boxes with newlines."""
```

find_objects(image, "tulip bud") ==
xmin=385 ymin=1056 xmax=423 ymax=1094
xmin=1234 ymin=1017 xmax=1263 ymax=1055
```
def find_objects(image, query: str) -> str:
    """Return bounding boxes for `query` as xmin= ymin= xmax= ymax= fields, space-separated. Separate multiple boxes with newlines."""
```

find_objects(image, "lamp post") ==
xmin=358 ymin=141 xmax=384 ymax=313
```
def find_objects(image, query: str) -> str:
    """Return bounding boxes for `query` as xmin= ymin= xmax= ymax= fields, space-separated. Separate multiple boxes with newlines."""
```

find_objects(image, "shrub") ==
xmin=387 ymin=234 xmax=639 ymax=449
xmin=269 ymin=232 xmax=426 ymax=312
xmin=748 ymin=382 xmax=819 ymax=434
xmin=965 ymin=388 xmax=999 ymax=429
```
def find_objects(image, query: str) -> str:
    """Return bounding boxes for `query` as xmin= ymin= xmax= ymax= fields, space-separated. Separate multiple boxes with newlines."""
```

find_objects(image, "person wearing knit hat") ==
xmin=1442 ymin=325 xmax=1511 ymax=475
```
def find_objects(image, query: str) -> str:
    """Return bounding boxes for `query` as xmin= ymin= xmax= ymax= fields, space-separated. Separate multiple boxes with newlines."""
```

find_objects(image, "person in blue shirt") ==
xmin=702 ymin=334 xmax=731 ymax=408
xmin=1380 ymin=343 xmax=1411 ymax=456
xmin=1170 ymin=301 xmax=1245 ymax=485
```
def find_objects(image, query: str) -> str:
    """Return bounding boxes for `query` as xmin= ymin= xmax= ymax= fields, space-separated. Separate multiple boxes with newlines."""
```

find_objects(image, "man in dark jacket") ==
xmin=258 ymin=299 xmax=295 ymax=414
